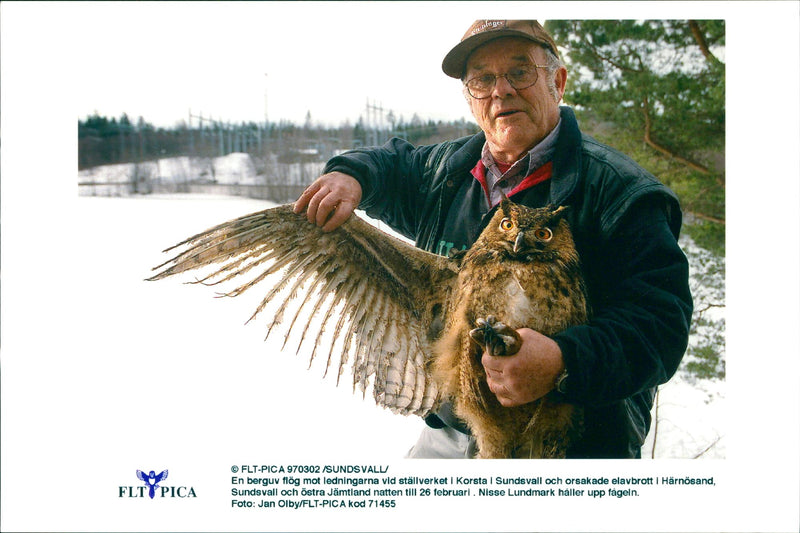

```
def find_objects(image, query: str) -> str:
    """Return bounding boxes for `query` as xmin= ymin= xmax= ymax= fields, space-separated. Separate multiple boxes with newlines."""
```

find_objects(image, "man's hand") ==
xmin=481 ymin=328 xmax=564 ymax=407
xmin=293 ymin=172 xmax=362 ymax=232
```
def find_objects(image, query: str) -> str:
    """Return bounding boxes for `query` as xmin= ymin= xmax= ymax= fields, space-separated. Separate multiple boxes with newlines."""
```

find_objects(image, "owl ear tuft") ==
xmin=499 ymin=191 xmax=512 ymax=213
xmin=549 ymin=205 xmax=571 ymax=221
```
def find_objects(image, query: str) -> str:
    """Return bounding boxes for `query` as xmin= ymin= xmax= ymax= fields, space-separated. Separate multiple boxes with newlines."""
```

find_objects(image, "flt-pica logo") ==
xmin=118 ymin=468 xmax=197 ymax=499
xmin=137 ymin=469 xmax=169 ymax=499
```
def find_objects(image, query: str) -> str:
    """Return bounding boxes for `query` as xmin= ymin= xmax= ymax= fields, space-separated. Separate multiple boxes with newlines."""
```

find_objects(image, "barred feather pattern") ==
xmin=149 ymin=204 xmax=456 ymax=417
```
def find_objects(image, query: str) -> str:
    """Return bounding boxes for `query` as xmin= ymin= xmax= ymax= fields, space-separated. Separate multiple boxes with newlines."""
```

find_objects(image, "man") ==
xmin=293 ymin=20 xmax=692 ymax=458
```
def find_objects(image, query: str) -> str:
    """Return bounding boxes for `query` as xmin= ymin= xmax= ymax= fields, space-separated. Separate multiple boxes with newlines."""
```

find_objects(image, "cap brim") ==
xmin=441 ymin=30 xmax=552 ymax=79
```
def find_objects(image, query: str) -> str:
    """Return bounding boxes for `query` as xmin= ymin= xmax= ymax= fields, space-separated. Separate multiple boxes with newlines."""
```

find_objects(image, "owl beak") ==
xmin=513 ymin=231 xmax=526 ymax=253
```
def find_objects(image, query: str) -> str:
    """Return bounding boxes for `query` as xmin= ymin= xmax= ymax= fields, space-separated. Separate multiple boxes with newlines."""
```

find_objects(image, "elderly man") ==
xmin=293 ymin=20 xmax=692 ymax=458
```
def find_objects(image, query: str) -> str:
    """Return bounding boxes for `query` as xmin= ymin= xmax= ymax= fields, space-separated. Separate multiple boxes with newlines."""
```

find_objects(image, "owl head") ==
xmin=479 ymin=200 xmax=577 ymax=262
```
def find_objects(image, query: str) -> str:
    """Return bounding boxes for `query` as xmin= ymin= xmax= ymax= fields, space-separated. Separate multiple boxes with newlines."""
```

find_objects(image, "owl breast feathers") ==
xmin=149 ymin=199 xmax=589 ymax=458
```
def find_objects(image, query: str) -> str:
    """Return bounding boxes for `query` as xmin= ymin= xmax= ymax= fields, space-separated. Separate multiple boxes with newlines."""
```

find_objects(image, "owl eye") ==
xmin=534 ymin=228 xmax=553 ymax=241
xmin=499 ymin=218 xmax=514 ymax=231
xmin=499 ymin=218 xmax=515 ymax=231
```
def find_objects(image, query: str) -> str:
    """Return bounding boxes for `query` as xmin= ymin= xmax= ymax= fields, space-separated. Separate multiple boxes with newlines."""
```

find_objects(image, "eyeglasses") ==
xmin=464 ymin=64 xmax=547 ymax=99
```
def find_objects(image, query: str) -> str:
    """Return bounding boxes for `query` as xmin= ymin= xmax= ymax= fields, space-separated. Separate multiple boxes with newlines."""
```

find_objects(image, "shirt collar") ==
xmin=478 ymin=118 xmax=562 ymax=205
xmin=481 ymin=117 xmax=562 ymax=180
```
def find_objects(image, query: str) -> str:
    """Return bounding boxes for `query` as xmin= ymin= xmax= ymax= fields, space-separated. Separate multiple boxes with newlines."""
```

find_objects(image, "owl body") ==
xmin=151 ymin=199 xmax=589 ymax=459
xmin=433 ymin=201 xmax=589 ymax=458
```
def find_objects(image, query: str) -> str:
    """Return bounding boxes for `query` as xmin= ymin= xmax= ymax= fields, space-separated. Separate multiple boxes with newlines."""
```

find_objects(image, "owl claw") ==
xmin=469 ymin=315 xmax=522 ymax=356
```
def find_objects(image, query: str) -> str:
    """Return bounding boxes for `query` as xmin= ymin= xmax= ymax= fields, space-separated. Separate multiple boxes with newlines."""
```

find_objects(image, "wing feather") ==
xmin=332 ymin=280 xmax=371 ymax=383
xmin=298 ymin=266 xmax=347 ymax=360
xmin=307 ymin=270 xmax=349 ymax=366
xmin=283 ymin=258 xmax=339 ymax=352
xmin=149 ymin=204 xmax=457 ymax=416
xmin=356 ymin=291 xmax=390 ymax=395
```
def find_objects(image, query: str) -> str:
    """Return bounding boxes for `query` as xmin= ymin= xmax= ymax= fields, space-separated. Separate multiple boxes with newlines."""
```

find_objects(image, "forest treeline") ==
xmin=78 ymin=112 xmax=478 ymax=171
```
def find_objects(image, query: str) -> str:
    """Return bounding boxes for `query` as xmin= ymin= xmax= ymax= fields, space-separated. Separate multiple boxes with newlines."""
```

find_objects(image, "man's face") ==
xmin=464 ymin=37 xmax=566 ymax=163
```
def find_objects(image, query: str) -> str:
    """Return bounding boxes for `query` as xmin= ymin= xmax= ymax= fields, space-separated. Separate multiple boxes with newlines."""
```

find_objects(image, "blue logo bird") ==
xmin=136 ymin=469 xmax=169 ymax=499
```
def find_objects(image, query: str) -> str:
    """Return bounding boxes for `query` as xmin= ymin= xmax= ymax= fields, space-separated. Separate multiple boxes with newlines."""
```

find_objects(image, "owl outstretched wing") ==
xmin=148 ymin=204 xmax=458 ymax=416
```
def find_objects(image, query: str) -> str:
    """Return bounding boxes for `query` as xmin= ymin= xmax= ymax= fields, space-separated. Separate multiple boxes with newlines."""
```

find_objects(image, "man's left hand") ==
xmin=481 ymin=328 xmax=564 ymax=407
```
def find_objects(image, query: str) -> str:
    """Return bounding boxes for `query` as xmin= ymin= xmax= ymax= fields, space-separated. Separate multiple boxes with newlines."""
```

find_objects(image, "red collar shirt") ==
xmin=476 ymin=118 xmax=561 ymax=207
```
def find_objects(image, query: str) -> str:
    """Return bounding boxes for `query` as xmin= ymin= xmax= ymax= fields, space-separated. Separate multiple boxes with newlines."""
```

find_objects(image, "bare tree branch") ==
xmin=641 ymin=94 xmax=712 ymax=175
xmin=695 ymin=302 xmax=726 ymax=313
xmin=575 ymin=22 xmax=644 ymax=74
xmin=693 ymin=435 xmax=722 ymax=459
xmin=688 ymin=211 xmax=726 ymax=225
xmin=651 ymin=388 xmax=660 ymax=459
xmin=689 ymin=20 xmax=723 ymax=65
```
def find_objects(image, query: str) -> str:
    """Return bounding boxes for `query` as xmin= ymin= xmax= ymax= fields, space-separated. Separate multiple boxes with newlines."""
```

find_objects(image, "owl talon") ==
xmin=469 ymin=315 xmax=522 ymax=356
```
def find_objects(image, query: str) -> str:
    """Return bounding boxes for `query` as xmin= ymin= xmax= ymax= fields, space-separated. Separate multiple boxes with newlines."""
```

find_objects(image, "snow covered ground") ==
xmin=78 ymin=153 xmax=259 ymax=186
xmin=78 ymin=153 xmax=326 ymax=191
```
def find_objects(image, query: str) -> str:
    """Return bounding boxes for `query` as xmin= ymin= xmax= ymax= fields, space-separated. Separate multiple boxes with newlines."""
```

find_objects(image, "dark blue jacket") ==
xmin=324 ymin=107 xmax=693 ymax=458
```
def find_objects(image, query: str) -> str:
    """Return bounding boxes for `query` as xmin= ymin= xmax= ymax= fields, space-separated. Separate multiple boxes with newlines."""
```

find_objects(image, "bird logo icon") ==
xmin=136 ymin=469 xmax=169 ymax=499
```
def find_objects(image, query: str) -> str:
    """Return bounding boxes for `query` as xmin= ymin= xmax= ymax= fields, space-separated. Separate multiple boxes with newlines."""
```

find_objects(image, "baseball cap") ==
xmin=442 ymin=20 xmax=560 ymax=79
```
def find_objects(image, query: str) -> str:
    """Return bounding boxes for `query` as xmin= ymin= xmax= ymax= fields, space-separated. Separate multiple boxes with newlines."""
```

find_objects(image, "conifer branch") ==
xmin=641 ymin=94 xmax=712 ymax=175
xmin=689 ymin=20 xmax=723 ymax=66
xmin=689 ymin=211 xmax=726 ymax=225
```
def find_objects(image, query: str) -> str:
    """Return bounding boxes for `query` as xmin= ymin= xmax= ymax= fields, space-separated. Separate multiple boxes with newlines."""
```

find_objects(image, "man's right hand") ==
xmin=293 ymin=172 xmax=362 ymax=232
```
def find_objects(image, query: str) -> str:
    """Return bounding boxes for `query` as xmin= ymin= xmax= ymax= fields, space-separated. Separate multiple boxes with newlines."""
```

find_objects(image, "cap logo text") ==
xmin=471 ymin=20 xmax=507 ymax=36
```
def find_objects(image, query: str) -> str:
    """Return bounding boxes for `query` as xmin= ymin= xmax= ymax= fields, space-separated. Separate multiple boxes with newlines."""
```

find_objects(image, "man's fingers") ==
xmin=481 ymin=351 xmax=504 ymax=373
xmin=294 ymin=172 xmax=362 ymax=231
xmin=483 ymin=363 xmax=504 ymax=394
xmin=293 ymin=181 xmax=320 ymax=214
xmin=486 ymin=375 xmax=517 ymax=407
xmin=304 ymin=186 xmax=329 ymax=225
xmin=315 ymin=193 xmax=340 ymax=227
xmin=297 ymin=189 xmax=355 ymax=232
xmin=322 ymin=200 xmax=355 ymax=232
xmin=483 ymin=351 xmax=525 ymax=407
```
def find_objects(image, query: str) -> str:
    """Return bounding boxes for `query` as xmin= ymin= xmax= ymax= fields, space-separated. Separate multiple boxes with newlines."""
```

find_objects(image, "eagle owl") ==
xmin=149 ymin=199 xmax=589 ymax=458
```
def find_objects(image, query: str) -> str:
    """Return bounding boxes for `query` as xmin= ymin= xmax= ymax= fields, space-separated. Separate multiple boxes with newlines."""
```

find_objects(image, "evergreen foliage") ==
xmin=546 ymin=20 xmax=725 ymax=253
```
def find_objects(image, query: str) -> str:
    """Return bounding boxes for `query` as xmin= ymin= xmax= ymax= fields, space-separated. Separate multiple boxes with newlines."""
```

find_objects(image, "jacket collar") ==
xmin=549 ymin=106 xmax=583 ymax=206
xmin=444 ymin=131 xmax=485 ymax=177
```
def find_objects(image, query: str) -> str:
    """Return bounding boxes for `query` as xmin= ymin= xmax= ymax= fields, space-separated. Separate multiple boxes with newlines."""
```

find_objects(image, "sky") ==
xmin=0 ymin=1 xmax=756 ymax=129
xmin=62 ymin=2 xmax=478 ymax=127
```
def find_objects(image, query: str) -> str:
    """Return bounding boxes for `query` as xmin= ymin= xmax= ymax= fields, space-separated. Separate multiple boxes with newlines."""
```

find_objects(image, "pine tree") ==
xmin=546 ymin=20 xmax=725 ymax=252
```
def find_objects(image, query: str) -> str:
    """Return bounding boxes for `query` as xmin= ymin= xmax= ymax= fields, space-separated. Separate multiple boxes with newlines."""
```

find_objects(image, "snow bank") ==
xmin=78 ymin=161 xmax=149 ymax=184
xmin=156 ymin=156 xmax=213 ymax=183
xmin=212 ymin=152 xmax=259 ymax=185
xmin=79 ymin=153 xmax=261 ymax=186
